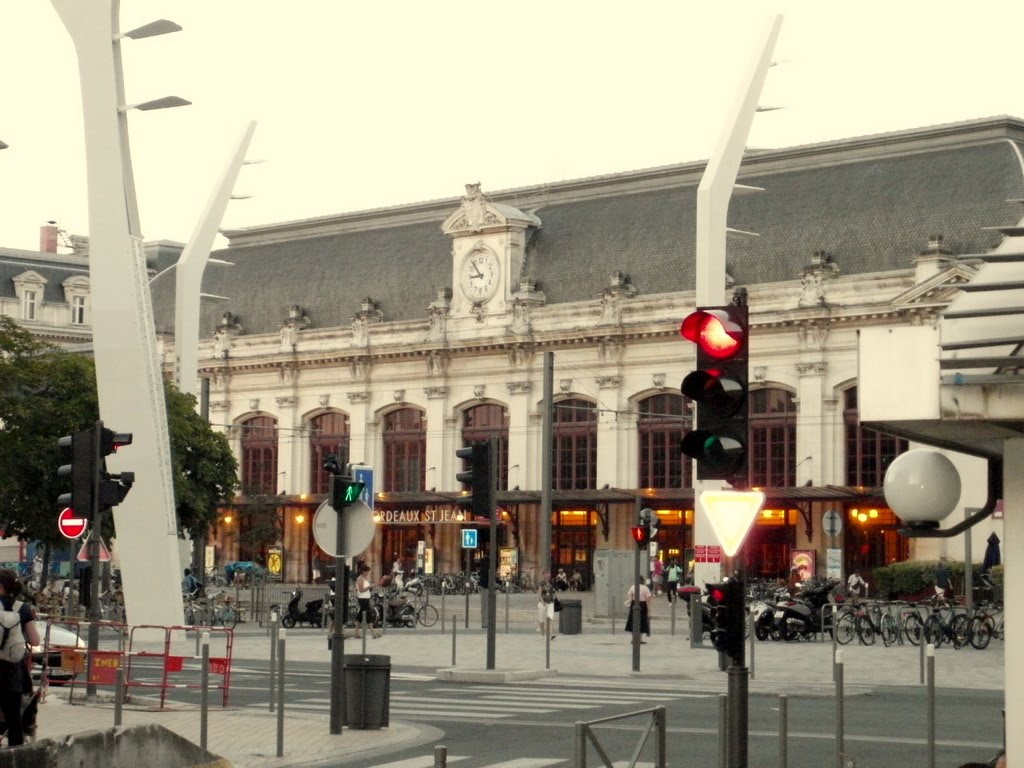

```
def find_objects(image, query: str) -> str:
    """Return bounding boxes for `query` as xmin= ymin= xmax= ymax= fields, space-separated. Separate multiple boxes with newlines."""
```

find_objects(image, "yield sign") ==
xmin=77 ymin=539 xmax=111 ymax=563
xmin=57 ymin=508 xmax=88 ymax=540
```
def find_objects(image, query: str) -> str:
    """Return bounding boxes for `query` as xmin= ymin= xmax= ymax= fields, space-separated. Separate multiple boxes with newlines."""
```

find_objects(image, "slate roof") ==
xmin=0 ymin=248 xmax=88 ymax=303
xmin=143 ymin=118 xmax=1024 ymax=337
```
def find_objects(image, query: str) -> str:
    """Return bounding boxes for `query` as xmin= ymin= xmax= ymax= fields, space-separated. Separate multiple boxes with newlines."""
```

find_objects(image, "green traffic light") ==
xmin=344 ymin=482 xmax=365 ymax=502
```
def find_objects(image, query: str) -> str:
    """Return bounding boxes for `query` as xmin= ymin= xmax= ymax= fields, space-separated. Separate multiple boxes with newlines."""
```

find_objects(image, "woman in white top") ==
xmin=355 ymin=564 xmax=374 ymax=639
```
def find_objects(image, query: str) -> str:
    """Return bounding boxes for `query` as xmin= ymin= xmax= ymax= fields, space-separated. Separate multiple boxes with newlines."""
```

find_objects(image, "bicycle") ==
xmin=916 ymin=598 xmax=969 ymax=649
xmin=852 ymin=601 xmax=899 ymax=646
xmin=968 ymin=602 xmax=1003 ymax=650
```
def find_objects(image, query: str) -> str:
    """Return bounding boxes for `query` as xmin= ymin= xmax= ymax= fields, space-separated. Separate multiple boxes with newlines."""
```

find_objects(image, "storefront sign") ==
xmin=694 ymin=544 xmax=722 ymax=563
xmin=377 ymin=505 xmax=466 ymax=524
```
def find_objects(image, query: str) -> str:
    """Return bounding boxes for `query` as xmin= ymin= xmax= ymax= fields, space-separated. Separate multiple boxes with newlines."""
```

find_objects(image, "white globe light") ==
xmin=883 ymin=450 xmax=961 ymax=527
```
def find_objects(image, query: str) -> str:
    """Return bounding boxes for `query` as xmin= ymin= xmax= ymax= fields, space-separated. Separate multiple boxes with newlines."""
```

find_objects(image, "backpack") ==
xmin=0 ymin=601 xmax=26 ymax=664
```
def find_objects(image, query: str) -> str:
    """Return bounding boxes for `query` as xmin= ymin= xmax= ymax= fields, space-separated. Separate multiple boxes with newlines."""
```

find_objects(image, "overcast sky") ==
xmin=2 ymin=2 xmax=1023 ymax=252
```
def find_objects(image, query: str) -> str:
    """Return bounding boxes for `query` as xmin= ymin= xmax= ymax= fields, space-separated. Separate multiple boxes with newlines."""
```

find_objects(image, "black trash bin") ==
xmin=558 ymin=598 xmax=582 ymax=634
xmin=343 ymin=654 xmax=391 ymax=729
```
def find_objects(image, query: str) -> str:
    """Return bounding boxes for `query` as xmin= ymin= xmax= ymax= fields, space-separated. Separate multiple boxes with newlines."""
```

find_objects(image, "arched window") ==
xmin=637 ymin=393 xmax=691 ymax=489
xmin=748 ymin=388 xmax=797 ymax=487
xmin=382 ymin=408 xmax=426 ymax=492
xmin=309 ymin=411 xmax=350 ymax=495
xmin=460 ymin=403 xmax=510 ymax=490
xmin=843 ymin=386 xmax=908 ymax=486
xmin=240 ymin=415 xmax=278 ymax=496
xmin=553 ymin=398 xmax=597 ymax=491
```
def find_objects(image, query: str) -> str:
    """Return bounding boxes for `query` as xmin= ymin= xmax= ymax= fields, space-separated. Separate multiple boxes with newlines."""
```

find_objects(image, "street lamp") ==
xmin=117 ymin=19 xmax=182 ymax=40
xmin=0 ymin=140 xmax=8 ymax=150
xmin=118 ymin=96 xmax=191 ymax=112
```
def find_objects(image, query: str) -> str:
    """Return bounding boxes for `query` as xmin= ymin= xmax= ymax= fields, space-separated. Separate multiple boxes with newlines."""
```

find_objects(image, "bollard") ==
xmin=505 ymin=585 xmax=510 ymax=634
xmin=545 ymin=616 xmax=551 ymax=670
xmin=779 ymin=694 xmax=788 ymax=768
xmin=927 ymin=644 xmax=935 ymax=768
xmin=434 ymin=744 xmax=448 ymax=768
xmin=200 ymin=632 xmax=210 ymax=750
xmin=277 ymin=628 xmax=286 ymax=758
xmin=440 ymin=588 xmax=446 ymax=634
xmin=362 ymin=624 xmax=368 ymax=655
xmin=269 ymin=615 xmax=278 ymax=712
xmin=920 ymin=628 xmax=926 ymax=685
xmin=451 ymin=615 xmax=457 ymax=667
xmin=749 ymin=610 xmax=755 ymax=679
xmin=831 ymin=608 xmax=838 ymax=681
xmin=690 ymin=597 xmax=703 ymax=648
xmin=575 ymin=721 xmax=587 ymax=768
xmin=114 ymin=667 xmax=124 ymax=727
xmin=835 ymin=649 xmax=844 ymax=768
xmin=670 ymin=595 xmax=676 ymax=636
xmin=718 ymin=694 xmax=728 ymax=768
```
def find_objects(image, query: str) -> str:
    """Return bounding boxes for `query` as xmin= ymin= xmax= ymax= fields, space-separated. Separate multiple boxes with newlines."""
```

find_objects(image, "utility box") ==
xmin=593 ymin=550 xmax=635 ymax=620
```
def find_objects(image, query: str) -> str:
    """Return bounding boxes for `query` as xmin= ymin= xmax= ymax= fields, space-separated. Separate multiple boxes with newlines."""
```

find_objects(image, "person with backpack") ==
xmin=0 ymin=569 xmax=39 ymax=747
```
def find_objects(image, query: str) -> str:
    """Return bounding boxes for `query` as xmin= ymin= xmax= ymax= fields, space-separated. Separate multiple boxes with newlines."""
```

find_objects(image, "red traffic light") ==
xmin=680 ymin=309 xmax=746 ymax=361
xmin=630 ymin=525 xmax=649 ymax=545
xmin=708 ymin=585 xmax=727 ymax=603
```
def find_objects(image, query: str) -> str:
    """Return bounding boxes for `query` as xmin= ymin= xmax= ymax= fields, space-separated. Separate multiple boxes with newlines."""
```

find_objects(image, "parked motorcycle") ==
xmin=765 ymin=579 xmax=839 ymax=641
xmin=370 ymin=587 xmax=416 ymax=628
xmin=277 ymin=589 xmax=325 ymax=628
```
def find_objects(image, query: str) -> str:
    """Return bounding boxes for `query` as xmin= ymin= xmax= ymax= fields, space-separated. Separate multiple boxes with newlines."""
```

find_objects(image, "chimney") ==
xmin=40 ymin=222 xmax=58 ymax=253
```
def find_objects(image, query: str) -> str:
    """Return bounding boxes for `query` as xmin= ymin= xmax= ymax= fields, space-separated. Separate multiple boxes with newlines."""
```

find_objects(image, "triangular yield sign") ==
xmin=76 ymin=539 xmax=112 ymax=563
xmin=700 ymin=490 xmax=766 ymax=557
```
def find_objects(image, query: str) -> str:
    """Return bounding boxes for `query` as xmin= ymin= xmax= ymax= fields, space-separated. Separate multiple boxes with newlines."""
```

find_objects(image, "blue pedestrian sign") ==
xmin=461 ymin=529 xmax=478 ymax=549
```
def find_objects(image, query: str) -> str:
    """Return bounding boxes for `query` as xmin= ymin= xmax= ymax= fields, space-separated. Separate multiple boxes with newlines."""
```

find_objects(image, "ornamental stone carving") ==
xmin=352 ymin=298 xmax=383 ymax=346
xmin=506 ymin=381 xmax=532 ymax=395
xmin=346 ymin=391 xmax=370 ymax=404
xmin=424 ymin=386 xmax=449 ymax=400
xmin=209 ymin=400 xmax=230 ymax=412
xmin=426 ymin=289 xmax=451 ymax=342
xmin=426 ymin=349 xmax=450 ymax=377
xmin=279 ymin=364 xmax=299 ymax=386
xmin=276 ymin=396 xmax=297 ymax=408
xmin=507 ymin=344 xmax=535 ymax=371
xmin=600 ymin=272 xmax=636 ymax=322
xmin=596 ymin=375 xmax=622 ymax=389
xmin=598 ymin=337 xmax=625 ymax=363
xmin=795 ymin=361 xmax=828 ymax=377
xmin=798 ymin=251 xmax=840 ymax=308
xmin=474 ymin=385 xmax=486 ymax=399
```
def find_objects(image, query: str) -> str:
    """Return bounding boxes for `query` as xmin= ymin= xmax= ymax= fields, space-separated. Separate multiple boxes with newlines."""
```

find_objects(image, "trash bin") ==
xmin=343 ymin=654 xmax=390 ymax=729
xmin=558 ymin=598 xmax=582 ymax=634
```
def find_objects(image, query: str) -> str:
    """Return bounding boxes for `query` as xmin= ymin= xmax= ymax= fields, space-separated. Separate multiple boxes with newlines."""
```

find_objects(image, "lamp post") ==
xmin=702 ymin=489 xmax=765 ymax=768
xmin=50 ymin=0 xmax=192 ymax=627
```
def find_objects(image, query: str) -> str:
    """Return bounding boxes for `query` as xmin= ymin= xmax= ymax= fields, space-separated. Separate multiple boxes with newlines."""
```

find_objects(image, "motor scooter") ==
xmin=278 ymin=589 xmax=325 ymax=628
xmin=768 ymin=579 xmax=838 ymax=640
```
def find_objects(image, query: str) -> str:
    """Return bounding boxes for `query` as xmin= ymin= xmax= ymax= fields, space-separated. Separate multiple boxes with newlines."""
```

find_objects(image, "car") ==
xmin=32 ymin=624 xmax=87 ymax=685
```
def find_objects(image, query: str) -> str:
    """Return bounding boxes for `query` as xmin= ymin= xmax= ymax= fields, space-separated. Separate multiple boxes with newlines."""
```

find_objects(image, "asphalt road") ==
xmin=139 ymin=658 xmax=1005 ymax=768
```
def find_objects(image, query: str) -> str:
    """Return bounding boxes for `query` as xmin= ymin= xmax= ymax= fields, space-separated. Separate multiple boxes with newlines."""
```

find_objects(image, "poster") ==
xmin=790 ymin=549 xmax=815 ymax=582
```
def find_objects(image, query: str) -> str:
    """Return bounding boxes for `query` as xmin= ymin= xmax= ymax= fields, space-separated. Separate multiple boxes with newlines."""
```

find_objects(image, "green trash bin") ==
xmin=343 ymin=654 xmax=391 ymax=729
xmin=558 ymin=598 xmax=582 ymax=634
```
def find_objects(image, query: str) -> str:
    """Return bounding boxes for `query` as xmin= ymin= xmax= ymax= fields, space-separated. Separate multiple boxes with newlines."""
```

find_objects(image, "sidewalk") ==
xmin=29 ymin=591 xmax=1006 ymax=767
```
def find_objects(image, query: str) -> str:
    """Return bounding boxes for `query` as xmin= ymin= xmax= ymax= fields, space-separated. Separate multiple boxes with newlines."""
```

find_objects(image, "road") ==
xmin=145 ymin=658 xmax=1005 ymax=767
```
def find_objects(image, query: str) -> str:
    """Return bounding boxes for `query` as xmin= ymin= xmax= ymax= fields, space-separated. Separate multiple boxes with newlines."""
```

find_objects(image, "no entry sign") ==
xmin=58 ymin=507 xmax=87 ymax=540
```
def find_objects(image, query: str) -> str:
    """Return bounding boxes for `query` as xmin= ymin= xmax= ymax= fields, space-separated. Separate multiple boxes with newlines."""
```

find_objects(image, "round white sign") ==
xmin=822 ymin=509 xmax=842 ymax=538
xmin=312 ymin=499 xmax=375 ymax=557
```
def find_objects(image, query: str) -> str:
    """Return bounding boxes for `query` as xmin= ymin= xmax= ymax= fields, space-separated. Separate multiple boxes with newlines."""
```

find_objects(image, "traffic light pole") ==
xmin=329 ymin=475 xmax=347 ymax=735
xmin=727 ymin=564 xmax=748 ymax=768
xmin=85 ymin=421 xmax=103 ymax=699
xmin=631 ymin=498 xmax=643 ymax=672
xmin=485 ymin=436 xmax=498 ymax=670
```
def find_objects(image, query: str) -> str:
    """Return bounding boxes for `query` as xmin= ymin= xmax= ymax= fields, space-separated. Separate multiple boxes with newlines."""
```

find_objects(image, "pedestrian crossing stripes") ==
xmin=364 ymin=757 xmax=659 ymax=768
xmin=248 ymin=682 xmax=710 ymax=722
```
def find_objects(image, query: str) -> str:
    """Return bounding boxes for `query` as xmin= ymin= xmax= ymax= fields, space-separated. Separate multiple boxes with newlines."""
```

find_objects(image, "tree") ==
xmin=0 ymin=317 xmax=238 ymax=548
xmin=164 ymin=381 xmax=238 ymax=539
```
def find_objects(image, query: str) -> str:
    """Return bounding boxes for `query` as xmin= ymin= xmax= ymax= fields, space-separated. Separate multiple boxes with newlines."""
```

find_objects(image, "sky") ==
xmin=3 ymin=2 xmax=1024 ymax=252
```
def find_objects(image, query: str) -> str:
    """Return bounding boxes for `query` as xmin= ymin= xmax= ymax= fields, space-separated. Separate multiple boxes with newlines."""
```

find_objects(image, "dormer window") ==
xmin=71 ymin=295 xmax=86 ymax=325
xmin=62 ymin=274 xmax=91 ymax=328
xmin=22 ymin=290 xmax=37 ymax=321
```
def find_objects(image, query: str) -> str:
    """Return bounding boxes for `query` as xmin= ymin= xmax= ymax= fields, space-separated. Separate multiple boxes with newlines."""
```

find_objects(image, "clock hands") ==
xmin=470 ymin=265 xmax=484 ymax=280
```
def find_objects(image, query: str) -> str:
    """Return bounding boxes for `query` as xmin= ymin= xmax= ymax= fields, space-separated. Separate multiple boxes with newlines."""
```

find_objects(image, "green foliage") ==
xmin=0 ymin=317 xmax=238 ymax=545
xmin=164 ymin=381 xmax=239 ymax=538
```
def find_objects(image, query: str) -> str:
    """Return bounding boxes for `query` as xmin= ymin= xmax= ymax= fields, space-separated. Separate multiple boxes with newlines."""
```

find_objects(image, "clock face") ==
xmin=460 ymin=250 xmax=500 ymax=303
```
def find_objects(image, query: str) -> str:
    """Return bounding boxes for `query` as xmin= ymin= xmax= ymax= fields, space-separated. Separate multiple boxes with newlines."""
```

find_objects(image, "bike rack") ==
xmin=573 ymin=706 xmax=666 ymax=768
xmin=124 ymin=624 xmax=234 ymax=708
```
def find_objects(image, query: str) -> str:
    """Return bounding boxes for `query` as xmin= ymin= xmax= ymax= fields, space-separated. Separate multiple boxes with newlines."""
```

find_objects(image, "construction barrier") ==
xmin=36 ymin=617 xmax=128 ymax=702
xmin=124 ymin=624 xmax=234 ymax=709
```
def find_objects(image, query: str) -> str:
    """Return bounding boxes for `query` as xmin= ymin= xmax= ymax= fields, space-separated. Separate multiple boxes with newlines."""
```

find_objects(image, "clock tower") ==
xmin=442 ymin=183 xmax=542 ymax=318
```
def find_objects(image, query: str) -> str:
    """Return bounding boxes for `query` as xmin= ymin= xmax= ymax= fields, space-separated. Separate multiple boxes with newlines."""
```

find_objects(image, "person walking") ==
xmin=624 ymin=578 xmax=653 ymax=641
xmin=354 ymin=564 xmax=378 ymax=639
xmin=0 ymin=569 xmax=39 ymax=747
xmin=665 ymin=560 xmax=682 ymax=603
xmin=935 ymin=556 xmax=953 ymax=600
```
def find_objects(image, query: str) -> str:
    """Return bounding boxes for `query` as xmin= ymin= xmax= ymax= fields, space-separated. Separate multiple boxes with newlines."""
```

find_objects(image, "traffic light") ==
xmin=456 ymin=440 xmax=493 ymax=519
xmin=330 ymin=475 xmax=366 ymax=511
xmin=97 ymin=427 xmax=133 ymax=510
xmin=640 ymin=507 xmax=660 ymax=541
xmin=680 ymin=302 xmax=750 ymax=482
xmin=706 ymin=577 xmax=745 ymax=663
xmin=57 ymin=428 xmax=96 ymax=519
xmin=630 ymin=525 xmax=649 ymax=546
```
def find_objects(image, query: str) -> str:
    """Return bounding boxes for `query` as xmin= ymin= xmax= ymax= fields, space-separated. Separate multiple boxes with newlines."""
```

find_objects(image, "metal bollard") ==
xmin=114 ymin=667 xmax=124 ymax=727
xmin=200 ymin=632 xmax=210 ymax=750
xmin=920 ymin=627 xmax=926 ymax=684
xmin=835 ymin=649 xmax=844 ymax=768
xmin=927 ymin=644 xmax=935 ymax=768
xmin=670 ymin=595 xmax=676 ymax=636
xmin=779 ymin=694 xmax=788 ymax=768
xmin=451 ymin=615 xmax=457 ymax=666
xmin=719 ymin=694 xmax=728 ymax=768
xmin=440 ymin=588 xmax=446 ymax=633
xmin=269 ymin=614 xmax=278 ymax=712
xmin=434 ymin=744 xmax=448 ymax=767
xmin=545 ymin=616 xmax=551 ymax=670
xmin=505 ymin=586 xmax=510 ymax=634
xmin=276 ymin=628 xmax=286 ymax=758
xmin=749 ymin=610 xmax=755 ymax=679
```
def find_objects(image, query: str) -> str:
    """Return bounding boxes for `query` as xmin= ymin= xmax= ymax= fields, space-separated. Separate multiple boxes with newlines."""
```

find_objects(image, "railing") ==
xmin=574 ymin=706 xmax=666 ymax=768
